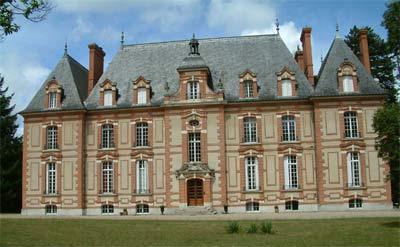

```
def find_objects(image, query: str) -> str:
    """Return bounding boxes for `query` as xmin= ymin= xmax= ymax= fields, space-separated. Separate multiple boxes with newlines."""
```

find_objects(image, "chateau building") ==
xmin=20 ymin=27 xmax=392 ymax=215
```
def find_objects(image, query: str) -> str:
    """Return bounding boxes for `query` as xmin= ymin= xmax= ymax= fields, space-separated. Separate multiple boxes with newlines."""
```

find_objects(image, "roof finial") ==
xmin=64 ymin=39 xmax=68 ymax=56
xmin=335 ymin=23 xmax=340 ymax=38
xmin=275 ymin=18 xmax=280 ymax=34
xmin=189 ymin=33 xmax=199 ymax=55
xmin=120 ymin=31 xmax=124 ymax=50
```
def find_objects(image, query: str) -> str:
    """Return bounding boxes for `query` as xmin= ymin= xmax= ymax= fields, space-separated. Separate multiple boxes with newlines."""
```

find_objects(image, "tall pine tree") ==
xmin=0 ymin=74 xmax=22 ymax=212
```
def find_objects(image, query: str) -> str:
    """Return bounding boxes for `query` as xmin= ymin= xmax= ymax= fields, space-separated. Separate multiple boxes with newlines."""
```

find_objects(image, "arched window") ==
xmin=343 ymin=76 xmax=354 ymax=92
xmin=349 ymin=198 xmax=362 ymax=208
xmin=285 ymin=200 xmax=299 ymax=210
xmin=45 ymin=204 xmax=57 ymax=215
xmin=245 ymin=157 xmax=258 ymax=191
xmin=245 ymin=201 xmax=259 ymax=212
xmin=344 ymin=112 xmax=359 ymax=138
xmin=136 ymin=204 xmax=149 ymax=214
xmin=243 ymin=117 xmax=257 ymax=143
xmin=135 ymin=122 xmax=149 ymax=147
xmin=101 ymin=204 xmax=114 ymax=214
xmin=282 ymin=115 xmax=296 ymax=142
xmin=48 ymin=92 xmax=57 ymax=108
xmin=101 ymin=124 xmax=114 ymax=149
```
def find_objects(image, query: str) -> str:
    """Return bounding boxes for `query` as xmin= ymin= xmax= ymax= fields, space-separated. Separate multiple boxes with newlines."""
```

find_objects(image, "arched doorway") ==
xmin=187 ymin=179 xmax=204 ymax=206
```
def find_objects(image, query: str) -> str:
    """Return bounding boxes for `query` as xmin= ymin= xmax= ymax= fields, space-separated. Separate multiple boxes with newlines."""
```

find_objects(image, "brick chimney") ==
xmin=358 ymin=29 xmax=371 ymax=74
xmin=294 ymin=49 xmax=305 ymax=71
xmin=88 ymin=43 xmax=105 ymax=94
xmin=300 ymin=27 xmax=314 ymax=86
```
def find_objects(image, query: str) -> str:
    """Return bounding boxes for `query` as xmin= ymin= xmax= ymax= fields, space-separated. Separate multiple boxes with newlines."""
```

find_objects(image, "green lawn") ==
xmin=0 ymin=217 xmax=399 ymax=246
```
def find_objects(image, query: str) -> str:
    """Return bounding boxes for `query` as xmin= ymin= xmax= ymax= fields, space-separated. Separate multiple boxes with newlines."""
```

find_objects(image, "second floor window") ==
xmin=46 ymin=126 xmax=58 ymax=149
xmin=187 ymin=81 xmax=199 ymax=100
xmin=101 ymin=124 xmax=114 ymax=149
xmin=137 ymin=88 xmax=147 ymax=104
xmin=282 ymin=79 xmax=292 ymax=96
xmin=243 ymin=117 xmax=257 ymax=143
xmin=46 ymin=162 xmax=56 ymax=194
xmin=344 ymin=112 xmax=359 ymax=138
xmin=188 ymin=132 xmax=201 ymax=162
xmin=104 ymin=90 xmax=113 ymax=106
xmin=244 ymin=80 xmax=253 ymax=98
xmin=136 ymin=122 xmax=148 ymax=147
xmin=343 ymin=76 xmax=354 ymax=92
xmin=49 ymin=92 xmax=57 ymax=108
xmin=284 ymin=155 xmax=298 ymax=189
xmin=245 ymin=156 xmax=258 ymax=191
xmin=347 ymin=152 xmax=361 ymax=187
xmin=282 ymin=115 xmax=296 ymax=142
xmin=136 ymin=160 xmax=148 ymax=194
xmin=102 ymin=161 xmax=113 ymax=193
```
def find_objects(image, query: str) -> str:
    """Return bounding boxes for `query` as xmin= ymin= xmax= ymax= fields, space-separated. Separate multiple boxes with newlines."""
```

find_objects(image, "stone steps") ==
xmin=171 ymin=206 xmax=218 ymax=215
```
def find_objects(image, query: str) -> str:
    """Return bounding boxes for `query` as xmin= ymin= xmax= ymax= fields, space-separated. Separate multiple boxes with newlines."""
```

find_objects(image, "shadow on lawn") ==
xmin=381 ymin=221 xmax=400 ymax=228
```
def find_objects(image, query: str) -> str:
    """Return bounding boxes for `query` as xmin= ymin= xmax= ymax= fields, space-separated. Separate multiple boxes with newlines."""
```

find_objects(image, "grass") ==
xmin=0 ymin=217 xmax=399 ymax=246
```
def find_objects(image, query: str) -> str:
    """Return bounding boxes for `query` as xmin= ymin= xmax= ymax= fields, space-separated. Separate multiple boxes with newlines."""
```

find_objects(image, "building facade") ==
xmin=21 ymin=28 xmax=392 ymax=215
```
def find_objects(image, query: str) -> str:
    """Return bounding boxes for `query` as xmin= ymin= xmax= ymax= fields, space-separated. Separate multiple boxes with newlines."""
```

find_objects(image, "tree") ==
xmin=345 ymin=26 xmax=397 ymax=103
xmin=0 ymin=0 xmax=53 ymax=39
xmin=0 ymin=74 xmax=22 ymax=212
xmin=382 ymin=0 xmax=400 ymax=71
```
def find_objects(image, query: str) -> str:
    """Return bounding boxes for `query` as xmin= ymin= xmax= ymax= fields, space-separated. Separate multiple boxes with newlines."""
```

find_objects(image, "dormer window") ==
xmin=343 ymin=76 xmax=354 ymax=92
xmin=187 ymin=81 xmax=199 ymax=100
xmin=45 ymin=79 xmax=62 ymax=109
xmin=337 ymin=61 xmax=358 ymax=93
xmin=244 ymin=80 xmax=253 ymax=98
xmin=132 ymin=76 xmax=151 ymax=105
xmin=48 ymin=92 xmax=57 ymax=109
xmin=137 ymin=88 xmax=147 ymax=104
xmin=104 ymin=90 xmax=113 ymax=106
xmin=276 ymin=67 xmax=297 ymax=97
xmin=281 ymin=79 xmax=292 ymax=96
xmin=239 ymin=70 xmax=258 ymax=99
xmin=99 ymin=79 xmax=117 ymax=107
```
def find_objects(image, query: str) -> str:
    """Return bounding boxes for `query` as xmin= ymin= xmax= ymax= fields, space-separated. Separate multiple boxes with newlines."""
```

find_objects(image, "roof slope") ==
xmin=85 ymin=34 xmax=314 ymax=109
xmin=316 ymin=37 xmax=384 ymax=96
xmin=22 ymin=54 xmax=88 ymax=113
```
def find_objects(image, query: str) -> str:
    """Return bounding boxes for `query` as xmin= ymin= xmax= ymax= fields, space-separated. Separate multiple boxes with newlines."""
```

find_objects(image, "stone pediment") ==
xmin=175 ymin=162 xmax=215 ymax=178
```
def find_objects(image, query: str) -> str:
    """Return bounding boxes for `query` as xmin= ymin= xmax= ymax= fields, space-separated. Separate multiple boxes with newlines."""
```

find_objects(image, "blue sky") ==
xmin=0 ymin=0 xmax=389 ymax=135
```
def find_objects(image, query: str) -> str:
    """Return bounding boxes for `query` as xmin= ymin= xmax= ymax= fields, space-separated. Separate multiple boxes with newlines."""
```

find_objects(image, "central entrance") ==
xmin=187 ymin=179 xmax=204 ymax=206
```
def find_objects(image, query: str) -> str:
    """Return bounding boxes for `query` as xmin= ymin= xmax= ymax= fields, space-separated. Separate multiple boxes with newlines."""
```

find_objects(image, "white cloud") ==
xmin=71 ymin=17 xmax=93 ymax=42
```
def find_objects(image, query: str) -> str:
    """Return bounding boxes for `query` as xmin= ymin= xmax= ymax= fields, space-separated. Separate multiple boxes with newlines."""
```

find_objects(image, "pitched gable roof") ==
xmin=21 ymin=54 xmax=88 ymax=113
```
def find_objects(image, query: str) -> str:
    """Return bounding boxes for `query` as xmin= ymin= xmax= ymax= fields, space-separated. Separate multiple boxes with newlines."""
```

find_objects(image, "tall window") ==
xmin=188 ymin=132 xmax=201 ymax=162
xmin=48 ymin=92 xmax=57 ymax=108
xmin=243 ymin=117 xmax=257 ymax=143
xmin=284 ymin=156 xmax=298 ymax=189
xmin=136 ymin=160 xmax=148 ymax=194
xmin=244 ymin=80 xmax=253 ymax=98
xmin=187 ymin=81 xmax=199 ymax=100
xmin=46 ymin=126 xmax=58 ymax=149
xmin=245 ymin=157 xmax=258 ymax=191
xmin=282 ymin=79 xmax=292 ymax=96
xmin=101 ymin=204 xmax=114 ymax=214
xmin=347 ymin=152 xmax=361 ymax=187
xmin=282 ymin=115 xmax=296 ymax=142
xmin=102 ymin=161 xmax=113 ymax=193
xmin=343 ymin=76 xmax=354 ymax=92
xmin=104 ymin=90 xmax=113 ymax=106
xmin=136 ymin=122 xmax=149 ymax=147
xmin=344 ymin=112 xmax=359 ymax=138
xmin=101 ymin=124 xmax=114 ymax=149
xmin=137 ymin=88 xmax=147 ymax=104
xmin=45 ymin=204 xmax=57 ymax=215
xmin=46 ymin=162 xmax=56 ymax=194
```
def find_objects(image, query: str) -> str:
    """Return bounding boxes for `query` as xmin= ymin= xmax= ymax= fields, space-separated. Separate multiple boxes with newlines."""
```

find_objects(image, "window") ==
xmin=343 ymin=76 xmax=354 ymax=92
xmin=104 ymin=90 xmax=113 ymax=106
xmin=187 ymin=81 xmax=199 ymax=100
xmin=243 ymin=117 xmax=257 ymax=143
xmin=136 ymin=122 xmax=148 ymax=147
xmin=137 ymin=88 xmax=147 ymax=104
xmin=136 ymin=204 xmax=149 ymax=214
xmin=282 ymin=79 xmax=292 ymax=96
xmin=46 ymin=126 xmax=58 ymax=149
xmin=285 ymin=200 xmax=299 ymax=210
xmin=244 ymin=80 xmax=253 ymax=98
xmin=101 ymin=124 xmax=114 ymax=149
xmin=188 ymin=132 xmax=201 ymax=162
xmin=48 ymin=92 xmax=57 ymax=109
xmin=189 ymin=119 xmax=199 ymax=127
xmin=347 ymin=152 xmax=361 ymax=187
xmin=284 ymin=156 xmax=298 ymax=189
xmin=101 ymin=204 xmax=114 ymax=214
xmin=102 ymin=161 xmax=113 ymax=193
xmin=344 ymin=112 xmax=359 ymax=138
xmin=245 ymin=157 xmax=258 ymax=191
xmin=349 ymin=198 xmax=362 ymax=208
xmin=136 ymin=160 xmax=148 ymax=194
xmin=46 ymin=162 xmax=56 ymax=195
xmin=245 ymin=202 xmax=259 ymax=212
xmin=45 ymin=204 xmax=57 ymax=215
xmin=282 ymin=115 xmax=296 ymax=142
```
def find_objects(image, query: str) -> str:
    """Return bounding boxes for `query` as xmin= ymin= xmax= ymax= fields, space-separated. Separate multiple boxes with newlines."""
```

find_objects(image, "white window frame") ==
xmin=282 ymin=79 xmax=292 ymax=96
xmin=188 ymin=132 xmax=201 ymax=162
xmin=244 ymin=80 xmax=253 ymax=98
xmin=244 ymin=117 xmax=257 ymax=143
xmin=187 ymin=81 xmax=199 ymax=100
xmin=347 ymin=152 xmax=361 ymax=187
xmin=45 ymin=204 xmax=57 ymax=215
xmin=46 ymin=126 xmax=58 ymax=150
xmin=48 ymin=92 xmax=57 ymax=109
xmin=136 ymin=160 xmax=148 ymax=194
xmin=104 ymin=90 xmax=113 ymax=106
xmin=136 ymin=122 xmax=149 ymax=147
xmin=101 ymin=124 xmax=114 ymax=149
xmin=245 ymin=202 xmax=259 ymax=212
xmin=101 ymin=204 xmax=114 ymax=214
xmin=102 ymin=161 xmax=114 ymax=194
xmin=46 ymin=162 xmax=56 ymax=195
xmin=137 ymin=88 xmax=147 ymax=104
xmin=245 ymin=157 xmax=259 ymax=191
xmin=343 ymin=76 xmax=354 ymax=92
xmin=282 ymin=115 xmax=296 ymax=142
xmin=136 ymin=204 xmax=149 ymax=214
xmin=344 ymin=112 xmax=359 ymax=138
xmin=284 ymin=156 xmax=298 ymax=189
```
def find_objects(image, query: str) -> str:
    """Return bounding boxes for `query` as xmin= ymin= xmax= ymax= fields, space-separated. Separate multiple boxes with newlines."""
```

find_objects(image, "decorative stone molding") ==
xmin=239 ymin=69 xmax=258 ymax=98
xmin=337 ymin=60 xmax=359 ymax=93
xmin=99 ymin=79 xmax=117 ymax=106
xmin=132 ymin=76 xmax=151 ymax=105
xmin=44 ymin=79 xmax=63 ymax=109
xmin=276 ymin=67 xmax=297 ymax=97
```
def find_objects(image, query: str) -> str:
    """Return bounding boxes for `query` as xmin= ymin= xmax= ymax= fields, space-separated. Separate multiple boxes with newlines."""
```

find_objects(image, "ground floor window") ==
xmin=245 ymin=202 xmax=259 ymax=212
xmin=45 ymin=204 xmax=57 ymax=215
xmin=101 ymin=204 xmax=114 ymax=214
xmin=349 ymin=198 xmax=362 ymax=208
xmin=136 ymin=204 xmax=149 ymax=214
xmin=285 ymin=200 xmax=299 ymax=210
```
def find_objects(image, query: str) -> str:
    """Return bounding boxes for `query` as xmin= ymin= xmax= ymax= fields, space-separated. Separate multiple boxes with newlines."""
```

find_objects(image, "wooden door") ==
xmin=187 ymin=179 xmax=204 ymax=206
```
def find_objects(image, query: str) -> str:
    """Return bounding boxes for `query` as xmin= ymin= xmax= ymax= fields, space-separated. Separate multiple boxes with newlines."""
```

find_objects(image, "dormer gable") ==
xmin=44 ymin=78 xmax=63 ymax=109
xmin=239 ymin=69 xmax=258 ymax=99
xmin=337 ymin=60 xmax=359 ymax=93
xmin=276 ymin=67 xmax=297 ymax=97
xmin=99 ymin=79 xmax=117 ymax=106
xmin=132 ymin=76 xmax=151 ymax=105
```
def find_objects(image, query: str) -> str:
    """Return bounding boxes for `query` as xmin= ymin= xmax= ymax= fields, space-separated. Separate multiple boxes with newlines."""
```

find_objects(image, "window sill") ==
xmin=282 ymin=188 xmax=302 ymax=192
xmin=345 ymin=186 xmax=366 ymax=190
xmin=240 ymin=142 xmax=261 ymax=146
xmin=99 ymin=147 xmax=116 ymax=151
xmin=243 ymin=190 xmax=262 ymax=194
xmin=132 ymin=146 xmax=151 ymax=149
xmin=98 ymin=193 xmax=117 ymax=197
xmin=343 ymin=137 xmax=362 ymax=140
xmin=42 ymin=149 xmax=61 ymax=152
xmin=42 ymin=193 xmax=60 ymax=197
xmin=280 ymin=140 xmax=300 ymax=144
xmin=133 ymin=193 xmax=153 ymax=196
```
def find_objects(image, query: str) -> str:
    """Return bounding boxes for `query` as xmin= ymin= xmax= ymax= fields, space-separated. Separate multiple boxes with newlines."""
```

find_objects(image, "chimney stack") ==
xmin=300 ymin=27 xmax=314 ymax=86
xmin=294 ymin=48 xmax=305 ymax=71
xmin=88 ymin=43 xmax=105 ymax=94
xmin=358 ymin=29 xmax=371 ymax=74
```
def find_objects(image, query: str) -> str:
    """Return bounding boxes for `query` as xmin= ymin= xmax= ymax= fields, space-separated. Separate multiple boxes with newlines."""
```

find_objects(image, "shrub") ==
xmin=226 ymin=221 xmax=240 ymax=234
xmin=260 ymin=221 xmax=273 ymax=234
xmin=246 ymin=223 xmax=258 ymax=234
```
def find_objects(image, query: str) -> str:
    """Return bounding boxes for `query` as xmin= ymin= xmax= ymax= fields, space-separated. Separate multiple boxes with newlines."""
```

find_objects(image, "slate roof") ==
xmin=315 ymin=37 xmax=384 ymax=96
xmin=21 ymin=54 xmax=88 ymax=113
xmin=84 ymin=34 xmax=314 ymax=109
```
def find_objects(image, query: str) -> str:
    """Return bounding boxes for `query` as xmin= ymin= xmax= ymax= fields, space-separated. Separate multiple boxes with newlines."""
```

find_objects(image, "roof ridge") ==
xmin=65 ymin=54 xmax=88 ymax=72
